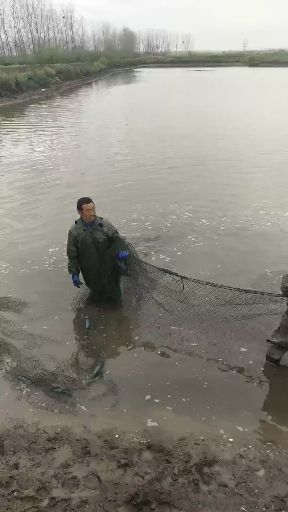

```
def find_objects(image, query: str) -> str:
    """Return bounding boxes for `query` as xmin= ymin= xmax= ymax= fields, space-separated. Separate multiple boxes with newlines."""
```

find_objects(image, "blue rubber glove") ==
xmin=72 ymin=273 xmax=82 ymax=288
xmin=116 ymin=250 xmax=129 ymax=261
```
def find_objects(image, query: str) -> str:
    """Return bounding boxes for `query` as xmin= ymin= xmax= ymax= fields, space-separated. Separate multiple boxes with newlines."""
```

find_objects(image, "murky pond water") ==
xmin=1 ymin=67 xmax=288 ymax=444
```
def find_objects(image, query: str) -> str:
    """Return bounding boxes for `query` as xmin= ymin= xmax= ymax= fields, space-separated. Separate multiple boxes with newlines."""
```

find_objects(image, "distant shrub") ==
xmin=0 ymin=72 xmax=16 ymax=96
xmin=13 ymin=67 xmax=57 ymax=93
xmin=54 ymin=63 xmax=80 ymax=81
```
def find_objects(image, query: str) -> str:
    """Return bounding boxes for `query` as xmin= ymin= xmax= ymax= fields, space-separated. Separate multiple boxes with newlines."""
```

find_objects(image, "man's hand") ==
xmin=116 ymin=250 xmax=129 ymax=261
xmin=72 ymin=273 xmax=83 ymax=288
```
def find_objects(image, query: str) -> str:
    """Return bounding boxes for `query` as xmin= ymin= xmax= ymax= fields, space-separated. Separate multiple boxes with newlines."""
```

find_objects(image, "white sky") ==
xmin=52 ymin=0 xmax=288 ymax=51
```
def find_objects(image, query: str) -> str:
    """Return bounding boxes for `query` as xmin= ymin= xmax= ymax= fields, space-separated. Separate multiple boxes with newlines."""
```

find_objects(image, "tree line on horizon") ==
xmin=0 ymin=0 xmax=194 ymax=59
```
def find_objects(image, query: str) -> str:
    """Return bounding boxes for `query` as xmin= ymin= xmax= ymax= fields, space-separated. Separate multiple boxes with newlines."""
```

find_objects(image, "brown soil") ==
xmin=0 ymin=423 xmax=287 ymax=512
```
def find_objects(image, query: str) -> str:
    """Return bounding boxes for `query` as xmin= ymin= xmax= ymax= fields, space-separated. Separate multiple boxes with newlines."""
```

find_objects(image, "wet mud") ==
xmin=1 ymin=423 xmax=288 ymax=512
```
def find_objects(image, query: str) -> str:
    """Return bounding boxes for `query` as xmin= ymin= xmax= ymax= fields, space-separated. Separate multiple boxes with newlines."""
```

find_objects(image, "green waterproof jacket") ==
xmin=67 ymin=216 xmax=126 ymax=300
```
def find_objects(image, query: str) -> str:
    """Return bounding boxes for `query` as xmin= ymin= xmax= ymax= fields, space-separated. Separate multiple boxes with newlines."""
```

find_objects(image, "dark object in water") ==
xmin=88 ymin=361 xmax=105 ymax=383
xmin=281 ymin=274 xmax=288 ymax=298
xmin=0 ymin=297 xmax=27 ymax=314
xmin=51 ymin=385 xmax=73 ymax=397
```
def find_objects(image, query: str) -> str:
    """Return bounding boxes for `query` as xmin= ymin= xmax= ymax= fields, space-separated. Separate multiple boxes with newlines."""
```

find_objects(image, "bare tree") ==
xmin=181 ymin=33 xmax=194 ymax=53
xmin=0 ymin=0 xmax=193 ymax=59
xmin=137 ymin=29 xmax=193 ymax=54
xmin=0 ymin=0 xmax=13 ymax=56
xmin=118 ymin=27 xmax=137 ymax=55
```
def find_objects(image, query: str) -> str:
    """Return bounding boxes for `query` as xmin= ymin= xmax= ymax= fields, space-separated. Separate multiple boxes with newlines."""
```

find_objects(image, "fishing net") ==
xmin=123 ymin=246 xmax=286 ymax=379
xmin=0 ymin=241 xmax=286 ymax=402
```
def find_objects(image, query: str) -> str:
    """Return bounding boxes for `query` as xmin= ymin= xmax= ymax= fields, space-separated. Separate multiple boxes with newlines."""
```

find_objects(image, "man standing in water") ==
xmin=67 ymin=197 xmax=129 ymax=303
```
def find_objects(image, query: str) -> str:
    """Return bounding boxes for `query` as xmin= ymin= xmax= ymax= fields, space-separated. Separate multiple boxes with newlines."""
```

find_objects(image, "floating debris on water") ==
xmin=78 ymin=405 xmax=88 ymax=411
xmin=147 ymin=419 xmax=158 ymax=427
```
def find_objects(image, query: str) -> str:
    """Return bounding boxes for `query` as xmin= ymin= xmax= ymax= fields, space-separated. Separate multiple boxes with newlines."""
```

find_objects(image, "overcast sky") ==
xmin=53 ymin=0 xmax=288 ymax=51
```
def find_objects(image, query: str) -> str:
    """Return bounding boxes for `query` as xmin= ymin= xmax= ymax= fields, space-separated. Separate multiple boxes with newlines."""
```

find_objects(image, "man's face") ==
xmin=79 ymin=203 xmax=96 ymax=223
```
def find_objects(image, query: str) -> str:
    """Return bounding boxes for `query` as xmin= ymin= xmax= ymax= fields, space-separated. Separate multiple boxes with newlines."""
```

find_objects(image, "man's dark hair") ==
xmin=77 ymin=197 xmax=94 ymax=211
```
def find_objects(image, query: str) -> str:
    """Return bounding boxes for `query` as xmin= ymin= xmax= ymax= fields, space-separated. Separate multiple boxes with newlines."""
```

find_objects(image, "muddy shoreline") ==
xmin=0 ymin=422 xmax=287 ymax=511
xmin=0 ymin=68 xmax=129 ymax=110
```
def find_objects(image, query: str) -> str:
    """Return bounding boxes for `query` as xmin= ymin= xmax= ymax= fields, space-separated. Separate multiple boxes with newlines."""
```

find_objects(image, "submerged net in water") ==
xmin=125 ymin=247 xmax=286 ymax=376
xmin=0 ymin=242 xmax=286 ymax=400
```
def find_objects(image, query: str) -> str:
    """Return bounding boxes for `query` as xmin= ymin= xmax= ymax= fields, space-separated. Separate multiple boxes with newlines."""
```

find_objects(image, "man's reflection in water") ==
xmin=258 ymin=364 xmax=288 ymax=444
xmin=262 ymin=364 xmax=288 ymax=427
xmin=71 ymin=295 xmax=135 ymax=383
xmin=260 ymin=273 xmax=288 ymax=442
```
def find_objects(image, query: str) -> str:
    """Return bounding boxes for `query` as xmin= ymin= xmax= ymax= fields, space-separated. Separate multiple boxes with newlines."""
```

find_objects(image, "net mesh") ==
xmin=0 ymin=243 xmax=286 ymax=399
xmin=124 ymin=245 xmax=286 ymax=380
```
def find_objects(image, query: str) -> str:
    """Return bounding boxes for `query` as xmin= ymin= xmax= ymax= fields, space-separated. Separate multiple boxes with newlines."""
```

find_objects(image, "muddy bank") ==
xmin=0 ymin=423 xmax=287 ymax=512
xmin=0 ymin=68 xmax=128 ymax=109
xmin=0 ymin=78 xmax=89 ymax=108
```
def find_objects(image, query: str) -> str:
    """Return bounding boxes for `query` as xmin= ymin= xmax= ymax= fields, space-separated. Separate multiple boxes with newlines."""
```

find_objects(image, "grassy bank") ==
xmin=1 ymin=50 xmax=288 ymax=99
xmin=0 ymin=59 xmax=111 ymax=98
xmin=2 ymin=48 xmax=288 ymax=67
